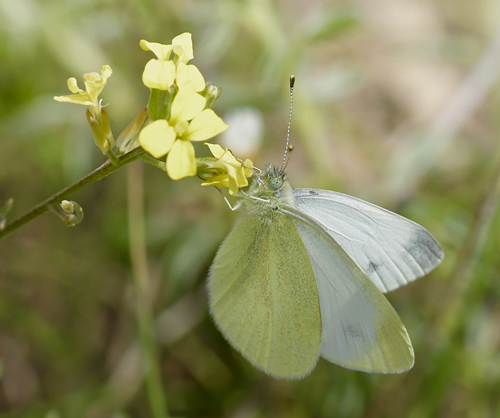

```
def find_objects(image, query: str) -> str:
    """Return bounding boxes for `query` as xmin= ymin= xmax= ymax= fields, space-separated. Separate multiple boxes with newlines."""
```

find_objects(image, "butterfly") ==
xmin=207 ymin=78 xmax=443 ymax=379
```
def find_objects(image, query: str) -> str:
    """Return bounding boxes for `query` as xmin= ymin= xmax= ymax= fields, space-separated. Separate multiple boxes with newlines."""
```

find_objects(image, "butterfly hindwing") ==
xmin=281 ymin=205 xmax=414 ymax=373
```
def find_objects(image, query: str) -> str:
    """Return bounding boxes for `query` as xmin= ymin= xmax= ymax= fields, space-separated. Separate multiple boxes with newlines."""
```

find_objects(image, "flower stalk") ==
xmin=0 ymin=148 xmax=145 ymax=239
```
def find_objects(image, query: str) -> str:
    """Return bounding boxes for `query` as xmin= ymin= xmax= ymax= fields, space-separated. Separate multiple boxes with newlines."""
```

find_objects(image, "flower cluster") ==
xmin=139 ymin=33 xmax=228 ymax=180
xmin=53 ymin=32 xmax=252 ymax=196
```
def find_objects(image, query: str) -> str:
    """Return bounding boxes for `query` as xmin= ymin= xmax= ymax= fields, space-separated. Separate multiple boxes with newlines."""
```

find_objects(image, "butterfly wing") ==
xmin=292 ymin=189 xmax=444 ymax=293
xmin=281 ymin=205 xmax=414 ymax=373
xmin=208 ymin=211 xmax=322 ymax=379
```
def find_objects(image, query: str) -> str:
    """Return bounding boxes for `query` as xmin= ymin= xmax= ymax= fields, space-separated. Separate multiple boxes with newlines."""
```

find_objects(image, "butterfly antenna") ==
xmin=280 ymin=75 xmax=295 ymax=173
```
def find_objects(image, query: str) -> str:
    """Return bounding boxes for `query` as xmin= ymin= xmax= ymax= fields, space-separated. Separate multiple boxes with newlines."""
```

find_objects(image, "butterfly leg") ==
xmin=215 ymin=187 xmax=241 ymax=211
xmin=239 ymin=190 xmax=270 ymax=203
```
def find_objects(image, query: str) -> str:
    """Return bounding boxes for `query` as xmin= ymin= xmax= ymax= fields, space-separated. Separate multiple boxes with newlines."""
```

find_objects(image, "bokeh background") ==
xmin=1 ymin=0 xmax=500 ymax=417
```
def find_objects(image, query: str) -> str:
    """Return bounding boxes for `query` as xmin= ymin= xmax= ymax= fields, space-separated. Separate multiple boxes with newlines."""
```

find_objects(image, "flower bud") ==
xmin=99 ymin=107 xmax=115 ymax=149
xmin=59 ymin=200 xmax=84 ymax=226
xmin=87 ymin=109 xmax=111 ymax=154
xmin=116 ymin=107 xmax=148 ymax=154
xmin=202 ymin=84 xmax=223 ymax=109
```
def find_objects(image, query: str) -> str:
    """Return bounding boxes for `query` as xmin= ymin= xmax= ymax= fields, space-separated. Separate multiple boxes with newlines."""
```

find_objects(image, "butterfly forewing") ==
xmin=282 ymin=205 xmax=414 ymax=373
xmin=208 ymin=211 xmax=322 ymax=378
xmin=292 ymin=189 xmax=444 ymax=293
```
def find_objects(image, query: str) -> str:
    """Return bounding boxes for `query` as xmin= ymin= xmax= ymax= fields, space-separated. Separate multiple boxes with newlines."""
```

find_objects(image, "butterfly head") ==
xmin=246 ymin=164 xmax=289 ymax=198
xmin=243 ymin=164 xmax=293 ymax=216
xmin=265 ymin=165 xmax=286 ymax=191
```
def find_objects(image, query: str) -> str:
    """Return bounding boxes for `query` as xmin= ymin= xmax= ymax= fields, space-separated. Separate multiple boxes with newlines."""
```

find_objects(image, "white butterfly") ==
xmin=207 ymin=164 xmax=443 ymax=379
xmin=207 ymin=75 xmax=443 ymax=379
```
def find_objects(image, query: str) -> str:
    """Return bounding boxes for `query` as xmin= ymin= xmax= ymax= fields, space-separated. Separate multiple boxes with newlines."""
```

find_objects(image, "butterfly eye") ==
xmin=269 ymin=176 xmax=283 ymax=190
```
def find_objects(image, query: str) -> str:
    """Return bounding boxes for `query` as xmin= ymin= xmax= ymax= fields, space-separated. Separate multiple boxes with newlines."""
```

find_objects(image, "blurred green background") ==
xmin=1 ymin=0 xmax=500 ymax=417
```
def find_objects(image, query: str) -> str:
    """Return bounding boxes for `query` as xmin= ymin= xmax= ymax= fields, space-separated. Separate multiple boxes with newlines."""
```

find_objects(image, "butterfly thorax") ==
xmin=242 ymin=165 xmax=294 ymax=221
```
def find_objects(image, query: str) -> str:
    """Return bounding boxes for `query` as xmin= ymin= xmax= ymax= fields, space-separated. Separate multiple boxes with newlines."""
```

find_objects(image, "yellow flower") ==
xmin=54 ymin=65 xmax=115 ymax=154
xmin=54 ymin=65 xmax=112 ymax=114
xmin=139 ymin=85 xmax=228 ymax=180
xmin=202 ymin=143 xmax=254 ymax=195
xmin=140 ymin=33 xmax=205 ymax=92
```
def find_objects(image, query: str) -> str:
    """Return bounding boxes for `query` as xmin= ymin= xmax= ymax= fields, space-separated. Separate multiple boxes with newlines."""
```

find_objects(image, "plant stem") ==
xmin=140 ymin=154 xmax=166 ymax=171
xmin=106 ymin=149 xmax=120 ymax=165
xmin=0 ymin=148 xmax=146 ymax=239
xmin=127 ymin=162 xmax=168 ymax=418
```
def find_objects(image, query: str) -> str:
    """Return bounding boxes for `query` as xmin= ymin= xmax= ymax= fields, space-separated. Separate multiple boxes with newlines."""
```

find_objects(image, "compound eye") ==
xmin=269 ymin=176 xmax=283 ymax=190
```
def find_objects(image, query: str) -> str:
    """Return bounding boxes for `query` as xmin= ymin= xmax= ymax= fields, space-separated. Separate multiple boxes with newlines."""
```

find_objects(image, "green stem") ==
xmin=106 ymin=149 xmax=120 ymax=165
xmin=127 ymin=162 xmax=168 ymax=418
xmin=140 ymin=154 xmax=167 ymax=171
xmin=0 ymin=147 xmax=145 ymax=239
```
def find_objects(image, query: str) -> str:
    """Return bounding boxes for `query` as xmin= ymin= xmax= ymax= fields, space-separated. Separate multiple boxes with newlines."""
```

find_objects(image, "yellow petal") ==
xmin=90 ymin=65 xmax=112 ymax=83
xmin=172 ymin=33 xmax=194 ymax=63
xmin=201 ymin=174 xmax=230 ymax=188
xmin=205 ymin=143 xmax=225 ymax=159
xmin=139 ymin=120 xmax=176 ymax=158
xmin=142 ymin=59 xmax=176 ymax=90
xmin=101 ymin=65 xmax=113 ymax=80
xmin=54 ymin=94 xmax=93 ymax=106
xmin=169 ymin=85 xmax=206 ymax=125
xmin=166 ymin=139 xmax=197 ymax=180
xmin=202 ymin=167 xmax=247 ymax=195
xmin=226 ymin=165 xmax=248 ymax=195
xmin=234 ymin=166 xmax=249 ymax=187
xmin=83 ymin=72 xmax=101 ymax=83
xmin=176 ymin=63 xmax=205 ymax=92
xmin=184 ymin=109 xmax=229 ymax=142
xmin=175 ymin=63 xmax=190 ymax=87
xmin=228 ymin=181 xmax=241 ymax=196
xmin=67 ymin=78 xmax=81 ymax=94
xmin=140 ymin=40 xmax=173 ymax=60
xmin=219 ymin=150 xmax=241 ymax=168
xmin=83 ymin=65 xmax=113 ymax=103
xmin=243 ymin=159 xmax=254 ymax=178
xmin=175 ymin=63 xmax=205 ymax=92
xmin=187 ymin=65 xmax=205 ymax=92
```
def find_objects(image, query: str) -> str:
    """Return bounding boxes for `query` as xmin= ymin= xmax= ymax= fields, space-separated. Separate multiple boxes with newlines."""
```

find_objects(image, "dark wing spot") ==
xmin=309 ymin=190 xmax=318 ymax=196
xmin=344 ymin=323 xmax=363 ymax=338
xmin=404 ymin=233 xmax=443 ymax=272
xmin=366 ymin=261 xmax=381 ymax=274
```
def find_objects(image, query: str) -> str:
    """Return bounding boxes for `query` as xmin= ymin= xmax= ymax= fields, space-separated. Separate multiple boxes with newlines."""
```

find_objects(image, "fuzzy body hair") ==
xmin=241 ymin=165 xmax=295 ymax=224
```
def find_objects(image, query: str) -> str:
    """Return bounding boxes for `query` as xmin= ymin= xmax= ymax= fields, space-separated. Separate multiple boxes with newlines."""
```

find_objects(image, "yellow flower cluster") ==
xmin=53 ymin=32 xmax=252 ymax=196
xmin=202 ymin=144 xmax=253 ymax=196
xmin=139 ymin=33 xmax=228 ymax=180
